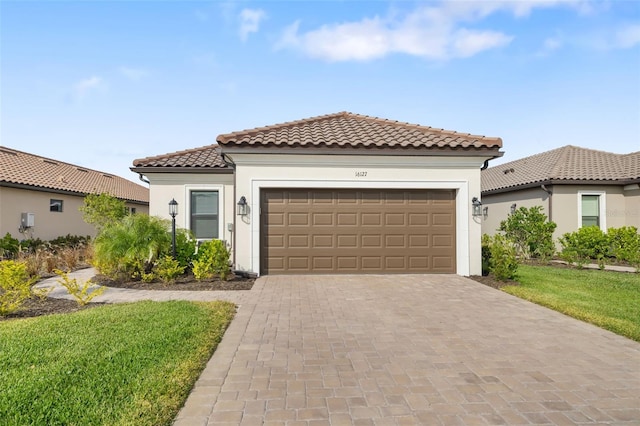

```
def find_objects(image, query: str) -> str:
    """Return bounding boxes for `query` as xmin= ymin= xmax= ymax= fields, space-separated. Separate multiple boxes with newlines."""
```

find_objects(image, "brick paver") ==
xmin=41 ymin=270 xmax=640 ymax=424
xmin=174 ymin=275 xmax=640 ymax=425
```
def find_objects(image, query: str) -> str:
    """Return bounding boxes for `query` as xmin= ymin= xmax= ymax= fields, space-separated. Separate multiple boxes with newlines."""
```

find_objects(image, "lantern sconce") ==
xmin=483 ymin=206 xmax=489 ymax=217
xmin=237 ymin=196 xmax=248 ymax=216
xmin=510 ymin=203 xmax=517 ymax=214
xmin=472 ymin=197 xmax=482 ymax=217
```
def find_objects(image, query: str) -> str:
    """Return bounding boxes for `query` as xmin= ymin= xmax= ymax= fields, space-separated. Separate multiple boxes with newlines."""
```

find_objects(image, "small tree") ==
xmin=80 ymin=193 xmax=127 ymax=232
xmin=499 ymin=206 xmax=557 ymax=260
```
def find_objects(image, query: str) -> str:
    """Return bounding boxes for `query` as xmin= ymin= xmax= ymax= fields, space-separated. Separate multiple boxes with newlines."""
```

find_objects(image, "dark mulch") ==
xmin=468 ymin=274 xmax=519 ymax=289
xmin=0 ymin=297 xmax=104 ymax=322
xmin=91 ymin=273 xmax=255 ymax=291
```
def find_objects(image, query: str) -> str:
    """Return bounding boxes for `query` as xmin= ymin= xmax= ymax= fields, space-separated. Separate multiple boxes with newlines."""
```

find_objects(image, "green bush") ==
xmin=80 ymin=193 xmax=127 ymax=231
xmin=48 ymin=234 xmax=91 ymax=249
xmin=175 ymin=229 xmax=197 ymax=271
xmin=192 ymin=240 xmax=231 ymax=281
xmin=0 ymin=233 xmax=20 ymax=259
xmin=481 ymin=234 xmax=492 ymax=276
xmin=0 ymin=260 xmax=38 ymax=316
xmin=93 ymin=215 xmax=171 ymax=280
xmin=484 ymin=234 xmax=518 ymax=281
xmin=607 ymin=226 xmax=640 ymax=270
xmin=499 ymin=206 xmax=557 ymax=260
xmin=559 ymin=226 xmax=609 ymax=269
xmin=154 ymin=256 xmax=185 ymax=283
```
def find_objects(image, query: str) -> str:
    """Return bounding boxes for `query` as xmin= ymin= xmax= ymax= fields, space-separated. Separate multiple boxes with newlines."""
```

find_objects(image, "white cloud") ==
xmin=239 ymin=8 xmax=266 ymax=41
xmin=615 ymin=24 xmax=640 ymax=49
xmin=275 ymin=1 xmax=595 ymax=62
xmin=72 ymin=76 xmax=105 ymax=100
xmin=118 ymin=66 xmax=148 ymax=81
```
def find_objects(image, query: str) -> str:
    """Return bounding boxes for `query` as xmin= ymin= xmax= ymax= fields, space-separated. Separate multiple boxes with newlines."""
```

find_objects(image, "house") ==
xmin=481 ymin=145 xmax=640 ymax=239
xmin=132 ymin=112 xmax=503 ymax=276
xmin=0 ymin=146 xmax=149 ymax=241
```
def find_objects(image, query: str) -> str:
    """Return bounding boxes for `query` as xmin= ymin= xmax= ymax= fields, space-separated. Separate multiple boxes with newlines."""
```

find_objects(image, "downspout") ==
xmin=541 ymin=184 xmax=552 ymax=221
xmin=480 ymin=159 xmax=490 ymax=171
xmin=137 ymin=172 xmax=150 ymax=185
xmin=221 ymin=152 xmax=237 ymax=269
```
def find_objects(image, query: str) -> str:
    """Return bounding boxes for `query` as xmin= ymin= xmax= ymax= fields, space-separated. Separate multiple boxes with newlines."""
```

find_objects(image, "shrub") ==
xmin=0 ymin=260 xmax=38 ymax=316
xmin=175 ymin=229 xmax=197 ymax=271
xmin=93 ymin=214 xmax=171 ymax=280
xmin=80 ymin=193 xmax=127 ymax=231
xmin=559 ymin=226 xmax=609 ymax=269
xmin=485 ymin=234 xmax=518 ymax=281
xmin=607 ymin=226 xmax=640 ymax=270
xmin=481 ymin=234 xmax=492 ymax=276
xmin=192 ymin=240 xmax=231 ymax=281
xmin=48 ymin=234 xmax=91 ymax=249
xmin=499 ymin=206 xmax=557 ymax=260
xmin=154 ymin=256 xmax=185 ymax=283
xmin=0 ymin=233 xmax=20 ymax=259
xmin=55 ymin=269 xmax=105 ymax=306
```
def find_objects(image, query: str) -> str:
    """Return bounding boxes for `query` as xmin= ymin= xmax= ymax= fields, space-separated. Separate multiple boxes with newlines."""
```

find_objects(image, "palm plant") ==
xmin=93 ymin=215 xmax=171 ymax=280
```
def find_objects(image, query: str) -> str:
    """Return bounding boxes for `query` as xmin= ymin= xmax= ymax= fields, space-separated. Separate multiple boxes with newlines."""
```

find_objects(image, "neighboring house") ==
xmin=132 ymin=111 xmax=503 ymax=276
xmin=0 ymin=146 xmax=149 ymax=241
xmin=481 ymin=145 xmax=640 ymax=240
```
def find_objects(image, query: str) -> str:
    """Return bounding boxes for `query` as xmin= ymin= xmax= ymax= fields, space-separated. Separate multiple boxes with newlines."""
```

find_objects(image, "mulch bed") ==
xmin=468 ymin=274 xmax=519 ymax=289
xmin=2 ymin=273 xmax=254 ymax=322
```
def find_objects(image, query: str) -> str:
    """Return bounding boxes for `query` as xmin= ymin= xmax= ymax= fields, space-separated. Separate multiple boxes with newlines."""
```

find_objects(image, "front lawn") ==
xmin=502 ymin=265 xmax=640 ymax=341
xmin=0 ymin=300 xmax=235 ymax=426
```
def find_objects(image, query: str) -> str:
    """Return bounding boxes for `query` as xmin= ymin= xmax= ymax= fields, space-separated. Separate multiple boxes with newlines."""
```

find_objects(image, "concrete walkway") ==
xmin=40 ymin=270 xmax=640 ymax=425
xmin=36 ymin=268 xmax=252 ymax=305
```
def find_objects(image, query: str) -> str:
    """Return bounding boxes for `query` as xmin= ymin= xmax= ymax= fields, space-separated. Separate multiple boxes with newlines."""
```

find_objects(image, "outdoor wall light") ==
xmin=472 ymin=197 xmax=482 ymax=217
xmin=483 ymin=206 xmax=489 ymax=217
xmin=237 ymin=196 xmax=248 ymax=216
xmin=168 ymin=198 xmax=178 ymax=259
xmin=511 ymin=203 xmax=517 ymax=214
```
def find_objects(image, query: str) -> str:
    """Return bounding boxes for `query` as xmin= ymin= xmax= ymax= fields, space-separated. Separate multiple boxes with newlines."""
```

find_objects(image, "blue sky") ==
xmin=2 ymin=0 xmax=639 ymax=183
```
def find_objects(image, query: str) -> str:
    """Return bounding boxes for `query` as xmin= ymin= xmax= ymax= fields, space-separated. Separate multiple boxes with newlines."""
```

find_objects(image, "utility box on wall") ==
xmin=21 ymin=212 xmax=35 ymax=228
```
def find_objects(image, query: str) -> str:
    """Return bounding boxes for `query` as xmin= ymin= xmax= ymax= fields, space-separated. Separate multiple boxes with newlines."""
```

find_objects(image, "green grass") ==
xmin=0 ymin=300 xmax=235 ymax=426
xmin=503 ymin=265 xmax=640 ymax=341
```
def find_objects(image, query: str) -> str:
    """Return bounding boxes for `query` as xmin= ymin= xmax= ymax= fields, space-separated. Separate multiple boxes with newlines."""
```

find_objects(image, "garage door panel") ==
xmin=261 ymin=189 xmax=455 ymax=274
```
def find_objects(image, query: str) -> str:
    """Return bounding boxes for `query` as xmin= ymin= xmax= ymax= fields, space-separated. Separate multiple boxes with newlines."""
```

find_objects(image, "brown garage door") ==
xmin=261 ymin=189 xmax=456 ymax=274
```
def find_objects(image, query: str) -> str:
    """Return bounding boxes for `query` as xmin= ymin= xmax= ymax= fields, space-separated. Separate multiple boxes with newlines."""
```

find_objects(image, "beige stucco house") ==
xmin=132 ymin=112 xmax=503 ymax=276
xmin=481 ymin=145 xmax=640 ymax=240
xmin=0 ymin=146 xmax=149 ymax=241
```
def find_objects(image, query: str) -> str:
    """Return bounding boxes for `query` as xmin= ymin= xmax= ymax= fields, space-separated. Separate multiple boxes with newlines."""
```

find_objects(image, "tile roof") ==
xmin=217 ymin=111 xmax=503 ymax=152
xmin=0 ymin=146 xmax=149 ymax=203
xmin=482 ymin=145 xmax=640 ymax=193
xmin=132 ymin=144 xmax=229 ymax=169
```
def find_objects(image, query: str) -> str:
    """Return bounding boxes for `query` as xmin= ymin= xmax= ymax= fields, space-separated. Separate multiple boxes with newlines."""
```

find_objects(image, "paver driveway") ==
xmin=175 ymin=275 xmax=640 ymax=426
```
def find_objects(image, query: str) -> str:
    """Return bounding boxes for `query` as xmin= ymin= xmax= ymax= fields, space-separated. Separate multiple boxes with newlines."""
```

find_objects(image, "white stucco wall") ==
xmin=227 ymin=153 xmax=490 ymax=276
xmin=144 ymin=173 xmax=235 ymax=247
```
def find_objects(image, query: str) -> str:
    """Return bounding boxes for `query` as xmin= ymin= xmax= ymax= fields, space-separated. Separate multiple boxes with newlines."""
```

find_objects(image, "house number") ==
xmin=355 ymin=171 xmax=368 ymax=177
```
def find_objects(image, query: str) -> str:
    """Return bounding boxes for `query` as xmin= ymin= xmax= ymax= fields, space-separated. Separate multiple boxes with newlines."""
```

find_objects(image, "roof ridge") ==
xmin=548 ymin=145 xmax=573 ymax=179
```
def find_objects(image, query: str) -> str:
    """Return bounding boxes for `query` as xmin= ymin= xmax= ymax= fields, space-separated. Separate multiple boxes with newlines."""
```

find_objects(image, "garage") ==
xmin=260 ymin=188 xmax=456 ymax=274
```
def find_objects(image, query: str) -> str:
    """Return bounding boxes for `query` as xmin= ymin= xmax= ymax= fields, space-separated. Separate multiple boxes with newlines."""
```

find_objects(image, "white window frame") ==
xmin=184 ymin=184 xmax=224 ymax=242
xmin=577 ymin=191 xmax=606 ymax=231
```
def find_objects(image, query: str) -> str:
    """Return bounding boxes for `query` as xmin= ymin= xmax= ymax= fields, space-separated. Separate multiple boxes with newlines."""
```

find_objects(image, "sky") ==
xmin=1 ymin=0 xmax=639 ymax=184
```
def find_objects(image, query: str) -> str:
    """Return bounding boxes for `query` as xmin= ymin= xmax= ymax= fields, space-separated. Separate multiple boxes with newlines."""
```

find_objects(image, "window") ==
xmin=131 ymin=207 xmax=136 ymax=214
xmin=579 ymin=191 xmax=606 ymax=230
xmin=190 ymin=191 xmax=219 ymax=239
xmin=50 ymin=199 xmax=63 ymax=212
xmin=581 ymin=195 xmax=599 ymax=227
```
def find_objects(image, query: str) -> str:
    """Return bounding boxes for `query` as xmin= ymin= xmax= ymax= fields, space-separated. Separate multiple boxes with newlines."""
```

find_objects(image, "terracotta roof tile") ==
xmin=132 ymin=144 xmax=228 ymax=169
xmin=0 ymin=146 xmax=149 ymax=203
xmin=217 ymin=111 xmax=502 ymax=151
xmin=482 ymin=145 xmax=640 ymax=193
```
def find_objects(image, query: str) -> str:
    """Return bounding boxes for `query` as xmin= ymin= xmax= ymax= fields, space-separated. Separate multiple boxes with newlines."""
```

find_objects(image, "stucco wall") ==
xmin=144 ymin=173 xmax=235 ymax=247
xmin=481 ymin=187 xmax=550 ymax=236
xmin=229 ymin=153 xmax=489 ymax=276
xmin=0 ymin=186 xmax=148 ymax=241
xmin=482 ymin=184 xmax=635 ymax=244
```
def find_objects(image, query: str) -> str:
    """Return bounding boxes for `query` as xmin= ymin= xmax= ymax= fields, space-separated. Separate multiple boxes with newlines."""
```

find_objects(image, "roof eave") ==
xmin=0 ymin=181 xmax=149 ymax=205
xmin=130 ymin=166 xmax=233 ymax=174
xmin=219 ymin=145 xmax=503 ymax=157
xmin=482 ymin=178 xmax=636 ymax=195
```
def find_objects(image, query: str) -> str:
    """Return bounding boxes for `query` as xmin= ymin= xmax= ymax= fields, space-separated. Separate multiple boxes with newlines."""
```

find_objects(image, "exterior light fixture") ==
xmin=168 ymin=198 xmax=178 ymax=259
xmin=237 ymin=196 xmax=248 ymax=216
xmin=483 ymin=206 xmax=489 ymax=217
xmin=472 ymin=197 xmax=482 ymax=217
xmin=510 ymin=203 xmax=517 ymax=214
